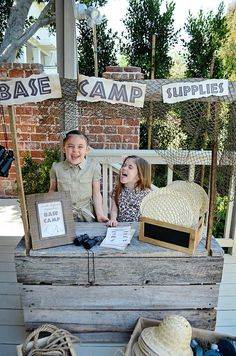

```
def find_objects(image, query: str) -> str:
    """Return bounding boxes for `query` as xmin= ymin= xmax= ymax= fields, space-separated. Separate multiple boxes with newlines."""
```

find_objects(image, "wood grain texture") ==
xmin=15 ymin=255 xmax=224 ymax=285
xmin=15 ymin=222 xmax=224 ymax=335
xmin=20 ymin=284 xmax=220 ymax=309
xmin=23 ymin=309 xmax=217 ymax=332
xmin=15 ymin=222 xmax=223 ymax=257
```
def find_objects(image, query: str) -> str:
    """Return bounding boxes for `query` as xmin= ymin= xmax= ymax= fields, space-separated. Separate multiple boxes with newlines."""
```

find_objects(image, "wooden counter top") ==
xmin=15 ymin=221 xmax=223 ymax=258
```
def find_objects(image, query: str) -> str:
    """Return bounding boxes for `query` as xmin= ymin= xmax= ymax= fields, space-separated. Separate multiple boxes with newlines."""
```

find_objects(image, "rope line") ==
xmin=21 ymin=324 xmax=79 ymax=356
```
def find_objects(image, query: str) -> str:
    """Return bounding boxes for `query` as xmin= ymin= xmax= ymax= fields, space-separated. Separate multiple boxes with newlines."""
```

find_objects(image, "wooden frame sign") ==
xmin=26 ymin=191 xmax=75 ymax=250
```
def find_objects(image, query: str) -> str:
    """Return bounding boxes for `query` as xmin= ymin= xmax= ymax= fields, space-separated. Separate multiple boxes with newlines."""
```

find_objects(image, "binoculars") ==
xmin=74 ymin=234 xmax=103 ymax=250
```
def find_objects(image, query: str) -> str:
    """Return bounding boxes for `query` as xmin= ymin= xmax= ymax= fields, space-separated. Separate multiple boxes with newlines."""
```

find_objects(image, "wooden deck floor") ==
xmin=0 ymin=199 xmax=235 ymax=355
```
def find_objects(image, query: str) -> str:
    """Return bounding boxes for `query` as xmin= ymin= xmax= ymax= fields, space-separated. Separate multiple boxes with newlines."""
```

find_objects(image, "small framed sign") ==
xmin=26 ymin=191 xmax=75 ymax=250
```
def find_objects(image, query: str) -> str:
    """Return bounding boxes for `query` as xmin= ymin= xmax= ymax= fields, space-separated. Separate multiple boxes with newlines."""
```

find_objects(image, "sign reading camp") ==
xmin=162 ymin=79 xmax=229 ymax=104
xmin=0 ymin=73 xmax=62 ymax=106
xmin=77 ymin=74 xmax=146 ymax=108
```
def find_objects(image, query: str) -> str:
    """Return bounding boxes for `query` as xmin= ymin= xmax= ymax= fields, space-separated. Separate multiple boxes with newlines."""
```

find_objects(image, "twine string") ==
xmin=22 ymin=324 xmax=79 ymax=356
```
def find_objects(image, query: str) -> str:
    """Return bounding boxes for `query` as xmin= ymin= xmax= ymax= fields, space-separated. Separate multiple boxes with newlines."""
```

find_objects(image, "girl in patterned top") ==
xmin=107 ymin=155 xmax=151 ymax=226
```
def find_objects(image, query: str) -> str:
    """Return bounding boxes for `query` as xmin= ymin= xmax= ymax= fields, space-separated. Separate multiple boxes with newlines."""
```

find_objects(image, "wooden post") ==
xmin=200 ymin=54 xmax=215 ymax=187
xmin=206 ymin=103 xmax=218 ymax=255
xmin=151 ymin=34 xmax=156 ymax=80
xmin=8 ymin=105 xmax=31 ymax=253
xmin=93 ymin=24 xmax=98 ymax=77
xmin=147 ymin=34 xmax=156 ymax=149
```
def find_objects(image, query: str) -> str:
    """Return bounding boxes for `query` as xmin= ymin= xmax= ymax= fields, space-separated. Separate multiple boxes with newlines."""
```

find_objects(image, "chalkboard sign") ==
xmin=144 ymin=222 xmax=190 ymax=248
xmin=139 ymin=216 xmax=204 ymax=255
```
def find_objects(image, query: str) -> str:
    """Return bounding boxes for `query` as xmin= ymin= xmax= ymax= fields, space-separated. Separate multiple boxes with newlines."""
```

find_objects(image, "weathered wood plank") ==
xmin=75 ymin=342 xmax=126 ymax=355
xmin=75 ymin=332 xmax=130 ymax=344
xmin=14 ymin=222 xmax=224 ymax=338
xmin=15 ymin=255 xmax=224 ymax=285
xmin=75 ymin=333 xmax=130 ymax=345
xmin=15 ymin=222 xmax=223 ymax=258
xmin=20 ymin=284 xmax=220 ymax=309
xmin=23 ymin=309 xmax=217 ymax=332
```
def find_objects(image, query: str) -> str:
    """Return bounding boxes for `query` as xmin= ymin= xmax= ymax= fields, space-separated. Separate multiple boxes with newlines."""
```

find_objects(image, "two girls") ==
xmin=49 ymin=130 xmax=151 ymax=224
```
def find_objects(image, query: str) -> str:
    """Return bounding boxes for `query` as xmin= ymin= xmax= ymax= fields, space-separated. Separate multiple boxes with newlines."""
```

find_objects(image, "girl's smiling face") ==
xmin=63 ymin=134 xmax=89 ymax=165
xmin=120 ymin=157 xmax=139 ymax=189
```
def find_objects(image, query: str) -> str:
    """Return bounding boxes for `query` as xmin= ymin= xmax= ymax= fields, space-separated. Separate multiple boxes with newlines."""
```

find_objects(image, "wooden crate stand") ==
xmin=15 ymin=221 xmax=224 ymax=343
xmin=139 ymin=216 xmax=204 ymax=255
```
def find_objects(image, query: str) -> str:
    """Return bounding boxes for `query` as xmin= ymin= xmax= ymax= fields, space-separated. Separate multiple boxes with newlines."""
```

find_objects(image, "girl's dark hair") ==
xmin=63 ymin=130 xmax=89 ymax=145
xmin=113 ymin=155 xmax=151 ymax=205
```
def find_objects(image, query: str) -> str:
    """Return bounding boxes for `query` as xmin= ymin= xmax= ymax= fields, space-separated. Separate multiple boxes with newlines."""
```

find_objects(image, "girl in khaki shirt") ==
xmin=49 ymin=130 xmax=108 ymax=223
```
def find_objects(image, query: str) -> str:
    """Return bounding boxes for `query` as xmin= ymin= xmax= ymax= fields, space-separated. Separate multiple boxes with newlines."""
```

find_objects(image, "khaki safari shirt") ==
xmin=50 ymin=158 xmax=101 ymax=221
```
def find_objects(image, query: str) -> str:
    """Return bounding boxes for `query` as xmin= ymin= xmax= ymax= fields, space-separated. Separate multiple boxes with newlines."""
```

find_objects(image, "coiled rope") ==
xmin=21 ymin=324 xmax=79 ymax=356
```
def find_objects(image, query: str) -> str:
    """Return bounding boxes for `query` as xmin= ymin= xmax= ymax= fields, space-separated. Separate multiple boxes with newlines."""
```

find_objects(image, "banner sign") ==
xmin=77 ymin=74 xmax=146 ymax=107
xmin=162 ymin=79 xmax=229 ymax=103
xmin=0 ymin=73 xmax=62 ymax=106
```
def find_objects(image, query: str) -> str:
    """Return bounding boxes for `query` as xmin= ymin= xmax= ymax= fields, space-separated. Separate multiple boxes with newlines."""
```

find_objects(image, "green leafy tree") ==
xmin=0 ymin=0 xmax=55 ymax=63
xmin=0 ymin=0 xmax=13 ymax=46
xmin=121 ymin=0 xmax=178 ymax=79
xmin=219 ymin=2 xmax=236 ymax=80
xmin=21 ymin=147 xmax=61 ymax=194
xmin=77 ymin=17 xmax=118 ymax=77
xmin=182 ymin=2 xmax=228 ymax=78
xmin=120 ymin=0 xmax=179 ymax=150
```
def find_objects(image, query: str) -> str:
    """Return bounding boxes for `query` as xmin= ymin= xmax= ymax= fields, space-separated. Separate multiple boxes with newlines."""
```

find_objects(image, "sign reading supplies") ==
xmin=0 ymin=73 xmax=62 ymax=106
xmin=77 ymin=75 xmax=146 ymax=107
xmin=162 ymin=79 xmax=229 ymax=103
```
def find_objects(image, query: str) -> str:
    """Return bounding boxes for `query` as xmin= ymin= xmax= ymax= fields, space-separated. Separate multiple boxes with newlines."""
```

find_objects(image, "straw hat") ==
xmin=140 ymin=181 xmax=209 ymax=228
xmin=132 ymin=315 xmax=193 ymax=356
xmin=167 ymin=181 xmax=209 ymax=219
xmin=140 ymin=187 xmax=195 ymax=228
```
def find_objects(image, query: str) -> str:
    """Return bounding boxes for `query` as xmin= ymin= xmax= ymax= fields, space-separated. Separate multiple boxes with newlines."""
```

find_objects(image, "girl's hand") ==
xmin=96 ymin=214 xmax=109 ymax=223
xmin=107 ymin=219 xmax=118 ymax=227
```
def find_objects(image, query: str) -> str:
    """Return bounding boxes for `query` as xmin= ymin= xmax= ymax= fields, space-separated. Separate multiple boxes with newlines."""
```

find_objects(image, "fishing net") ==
xmin=33 ymin=77 xmax=236 ymax=239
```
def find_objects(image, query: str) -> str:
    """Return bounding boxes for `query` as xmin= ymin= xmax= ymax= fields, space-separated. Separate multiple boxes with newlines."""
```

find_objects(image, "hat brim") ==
xmin=141 ymin=326 xmax=193 ymax=356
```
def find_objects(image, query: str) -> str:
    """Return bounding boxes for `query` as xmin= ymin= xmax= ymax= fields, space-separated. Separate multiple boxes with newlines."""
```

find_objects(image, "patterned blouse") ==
xmin=117 ymin=186 xmax=151 ymax=222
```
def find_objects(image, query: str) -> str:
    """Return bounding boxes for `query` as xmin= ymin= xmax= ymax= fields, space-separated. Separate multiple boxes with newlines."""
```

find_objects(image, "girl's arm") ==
xmin=48 ymin=163 xmax=57 ymax=192
xmin=48 ymin=179 xmax=57 ymax=192
xmin=92 ymin=180 xmax=108 ymax=222
xmin=107 ymin=198 xmax=118 ymax=227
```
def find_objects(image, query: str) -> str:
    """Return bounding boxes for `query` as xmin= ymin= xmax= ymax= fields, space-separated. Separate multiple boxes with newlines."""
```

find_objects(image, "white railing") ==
xmin=90 ymin=149 xmax=236 ymax=255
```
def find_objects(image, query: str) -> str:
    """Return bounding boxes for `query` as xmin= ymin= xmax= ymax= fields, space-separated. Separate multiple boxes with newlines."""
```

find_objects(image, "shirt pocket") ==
xmin=78 ymin=177 xmax=93 ymax=199
xmin=57 ymin=177 xmax=71 ymax=192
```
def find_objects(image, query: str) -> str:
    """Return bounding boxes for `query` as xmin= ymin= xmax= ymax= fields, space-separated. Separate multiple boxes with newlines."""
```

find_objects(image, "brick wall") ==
xmin=0 ymin=64 xmax=143 ymax=197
